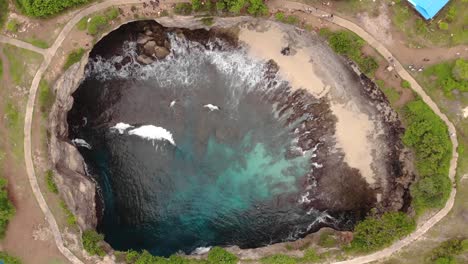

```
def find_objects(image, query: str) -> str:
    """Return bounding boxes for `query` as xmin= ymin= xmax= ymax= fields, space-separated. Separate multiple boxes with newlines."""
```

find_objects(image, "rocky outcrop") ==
xmin=49 ymin=62 xmax=97 ymax=230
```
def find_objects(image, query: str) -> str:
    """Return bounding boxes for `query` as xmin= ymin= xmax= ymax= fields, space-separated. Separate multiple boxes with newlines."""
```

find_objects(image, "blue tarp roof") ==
xmin=407 ymin=0 xmax=450 ymax=20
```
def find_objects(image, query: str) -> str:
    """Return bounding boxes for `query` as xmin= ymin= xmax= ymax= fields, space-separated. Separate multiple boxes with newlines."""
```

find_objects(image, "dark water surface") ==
xmin=68 ymin=25 xmax=350 ymax=256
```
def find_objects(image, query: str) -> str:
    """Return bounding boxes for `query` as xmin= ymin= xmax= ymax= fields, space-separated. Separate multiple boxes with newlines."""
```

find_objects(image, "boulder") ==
xmin=137 ymin=34 xmax=152 ymax=45
xmin=136 ymin=54 xmax=154 ymax=64
xmin=154 ymin=46 xmax=170 ymax=59
xmin=143 ymin=40 xmax=157 ymax=55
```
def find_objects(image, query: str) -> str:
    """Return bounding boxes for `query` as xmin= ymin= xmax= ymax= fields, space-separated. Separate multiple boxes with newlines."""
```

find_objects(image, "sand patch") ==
xmin=239 ymin=24 xmax=327 ymax=97
xmin=463 ymin=106 xmax=468 ymax=118
xmin=330 ymin=101 xmax=375 ymax=184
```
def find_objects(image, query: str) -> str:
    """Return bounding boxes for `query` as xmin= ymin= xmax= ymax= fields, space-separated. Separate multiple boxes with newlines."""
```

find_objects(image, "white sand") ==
xmin=239 ymin=25 xmax=327 ymax=97
xmin=330 ymin=102 xmax=375 ymax=184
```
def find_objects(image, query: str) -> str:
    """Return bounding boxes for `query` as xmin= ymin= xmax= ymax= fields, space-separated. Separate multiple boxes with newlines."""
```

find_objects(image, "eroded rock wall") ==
xmin=49 ymin=62 xmax=97 ymax=230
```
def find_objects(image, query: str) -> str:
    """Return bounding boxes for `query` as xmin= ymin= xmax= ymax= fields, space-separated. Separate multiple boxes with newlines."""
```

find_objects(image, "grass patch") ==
xmin=59 ymin=201 xmax=77 ymax=226
xmin=3 ymin=44 xmax=42 ymax=86
xmin=0 ymin=0 xmax=8 ymax=29
xmin=0 ymin=251 xmax=21 ymax=264
xmin=319 ymin=231 xmax=338 ymax=248
xmin=63 ymin=48 xmax=85 ymax=70
xmin=0 ymin=178 xmax=15 ymax=238
xmin=174 ymin=3 xmax=193 ymax=15
xmin=422 ymin=59 xmax=468 ymax=97
xmin=6 ymin=18 xmax=20 ymax=32
xmin=76 ymin=16 xmax=88 ymax=31
xmin=38 ymin=79 xmax=54 ymax=115
xmin=275 ymin=12 xmax=300 ymax=25
xmin=0 ymin=57 xmax=3 ymax=78
xmin=319 ymin=28 xmax=378 ymax=76
xmin=45 ymin=170 xmax=58 ymax=194
xmin=401 ymin=79 xmax=411 ymax=89
xmin=350 ymin=212 xmax=416 ymax=252
xmin=82 ymin=230 xmax=106 ymax=256
xmin=25 ymin=37 xmax=49 ymax=48
xmin=382 ymin=87 xmax=400 ymax=105
xmin=4 ymin=101 xmax=24 ymax=160
xmin=260 ymin=249 xmax=320 ymax=264
xmin=84 ymin=8 xmax=120 ymax=35
xmin=402 ymin=99 xmax=452 ymax=214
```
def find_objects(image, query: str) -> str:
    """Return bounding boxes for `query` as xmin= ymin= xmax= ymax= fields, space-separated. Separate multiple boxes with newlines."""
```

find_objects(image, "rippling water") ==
xmin=68 ymin=31 xmax=339 ymax=256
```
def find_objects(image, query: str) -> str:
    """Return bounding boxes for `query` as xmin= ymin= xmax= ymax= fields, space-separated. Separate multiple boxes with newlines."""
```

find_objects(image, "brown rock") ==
xmin=154 ymin=46 xmax=170 ymax=59
xmin=137 ymin=34 xmax=152 ymax=45
xmin=143 ymin=40 xmax=157 ymax=54
xmin=136 ymin=54 xmax=154 ymax=64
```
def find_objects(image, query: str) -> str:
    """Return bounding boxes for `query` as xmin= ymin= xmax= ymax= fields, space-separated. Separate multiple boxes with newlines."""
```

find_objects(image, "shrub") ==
xmin=428 ymin=239 xmax=468 ymax=262
xmin=6 ymin=19 xmax=20 ymax=32
xmin=105 ymin=8 xmax=119 ymax=20
xmin=45 ymin=170 xmax=58 ymax=194
xmin=424 ymin=60 xmax=468 ymax=94
xmin=247 ymin=0 xmax=268 ymax=16
xmin=438 ymin=22 xmax=449 ymax=30
xmin=207 ymin=247 xmax=237 ymax=264
xmin=174 ymin=3 xmax=193 ymax=15
xmin=401 ymin=79 xmax=411 ymax=89
xmin=319 ymin=232 xmax=337 ymax=248
xmin=64 ymin=48 xmax=86 ymax=70
xmin=445 ymin=6 xmax=456 ymax=23
xmin=216 ymin=1 xmax=226 ymax=11
xmin=60 ymin=201 xmax=77 ymax=226
xmin=82 ymin=230 xmax=106 ymax=256
xmin=302 ymin=249 xmax=320 ymax=262
xmin=0 ymin=251 xmax=21 ymax=264
xmin=228 ymin=0 xmax=246 ymax=14
xmin=0 ymin=178 xmax=15 ymax=238
xmin=402 ymin=99 xmax=452 ymax=213
xmin=350 ymin=212 xmax=415 ymax=252
xmin=15 ymin=0 xmax=90 ymax=17
xmin=275 ymin=12 xmax=285 ymax=21
xmin=76 ymin=16 xmax=88 ymax=30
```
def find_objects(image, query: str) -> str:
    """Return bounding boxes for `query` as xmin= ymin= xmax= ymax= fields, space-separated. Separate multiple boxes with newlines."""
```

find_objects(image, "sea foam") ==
xmin=111 ymin=122 xmax=134 ymax=134
xmin=72 ymin=138 xmax=92 ymax=149
xmin=128 ymin=125 xmax=176 ymax=146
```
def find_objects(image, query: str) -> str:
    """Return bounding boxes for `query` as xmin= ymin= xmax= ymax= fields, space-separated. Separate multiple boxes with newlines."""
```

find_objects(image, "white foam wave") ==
xmin=191 ymin=246 xmax=212 ymax=255
xmin=128 ymin=125 xmax=176 ymax=146
xmin=203 ymin=104 xmax=219 ymax=111
xmin=72 ymin=138 xmax=92 ymax=149
xmin=170 ymin=100 xmax=176 ymax=108
xmin=298 ymin=192 xmax=311 ymax=204
xmin=111 ymin=122 xmax=134 ymax=134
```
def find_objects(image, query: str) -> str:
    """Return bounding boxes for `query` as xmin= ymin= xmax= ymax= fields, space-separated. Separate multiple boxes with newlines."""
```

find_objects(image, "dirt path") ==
xmin=0 ymin=36 xmax=47 ymax=55
xmin=269 ymin=1 xmax=459 ymax=263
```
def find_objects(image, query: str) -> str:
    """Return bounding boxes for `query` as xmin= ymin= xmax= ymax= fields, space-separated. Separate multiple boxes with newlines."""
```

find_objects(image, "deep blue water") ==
xmin=68 ymin=33 xmax=337 ymax=256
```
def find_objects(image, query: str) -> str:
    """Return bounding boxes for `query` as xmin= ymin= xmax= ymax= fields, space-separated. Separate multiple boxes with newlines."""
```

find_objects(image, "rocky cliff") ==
xmin=49 ymin=62 xmax=97 ymax=230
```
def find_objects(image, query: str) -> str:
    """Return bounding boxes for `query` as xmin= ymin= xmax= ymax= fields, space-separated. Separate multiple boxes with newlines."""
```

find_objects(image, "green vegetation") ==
xmin=382 ymin=86 xmax=400 ymax=105
xmin=3 ymin=44 xmax=42 ymax=86
xmin=59 ymin=201 xmax=77 ymax=226
xmin=0 ymin=251 xmax=22 ymax=264
xmin=189 ymin=0 xmax=268 ymax=16
xmin=200 ymin=17 xmax=214 ymax=26
xmin=421 ymin=59 xmax=468 ymax=98
xmin=6 ymin=19 xmax=20 ymax=32
xmin=350 ymin=212 xmax=415 ymax=252
xmin=4 ymin=101 xmax=24 ymax=159
xmin=319 ymin=29 xmax=379 ymax=76
xmin=401 ymin=79 xmax=411 ymax=89
xmin=391 ymin=0 xmax=468 ymax=46
xmin=260 ymin=249 xmax=320 ymax=264
xmin=81 ymin=8 xmax=120 ymax=35
xmin=15 ymin=0 xmax=91 ymax=17
xmin=274 ymin=12 xmax=299 ymax=25
xmin=0 ymin=57 xmax=3 ymax=78
xmin=25 ymin=37 xmax=49 ymax=48
xmin=174 ymin=3 xmax=193 ymax=15
xmin=402 ymin=99 xmax=452 ymax=213
xmin=45 ymin=170 xmax=58 ymax=194
xmin=0 ymin=0 xmax=8 ymax=29
xmin=318 ymin=231 xmax=337 ymax=248
xmin=63 ymin=48 xmax=85 ymax=70
xmin=427 ymin=238 xmax=468 ymax=263
xmin=0 ymin=178 xmax=15 ymax=238
xmin=39 ymin=79 xmax=54 ymax=114
xmin=82 ymin=230 xmax=106 ymax=256
xmin=207 ymin=247 xmax=237 ymax=264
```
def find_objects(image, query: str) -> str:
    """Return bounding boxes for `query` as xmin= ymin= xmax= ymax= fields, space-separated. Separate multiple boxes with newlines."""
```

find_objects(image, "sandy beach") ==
xmin=239 ymin=22 xmax=377 ymax=185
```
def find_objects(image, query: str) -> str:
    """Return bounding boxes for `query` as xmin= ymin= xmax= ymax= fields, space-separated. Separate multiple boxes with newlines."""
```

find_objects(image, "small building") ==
xmin=407 ymin=0 xmax=451 ymax=20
